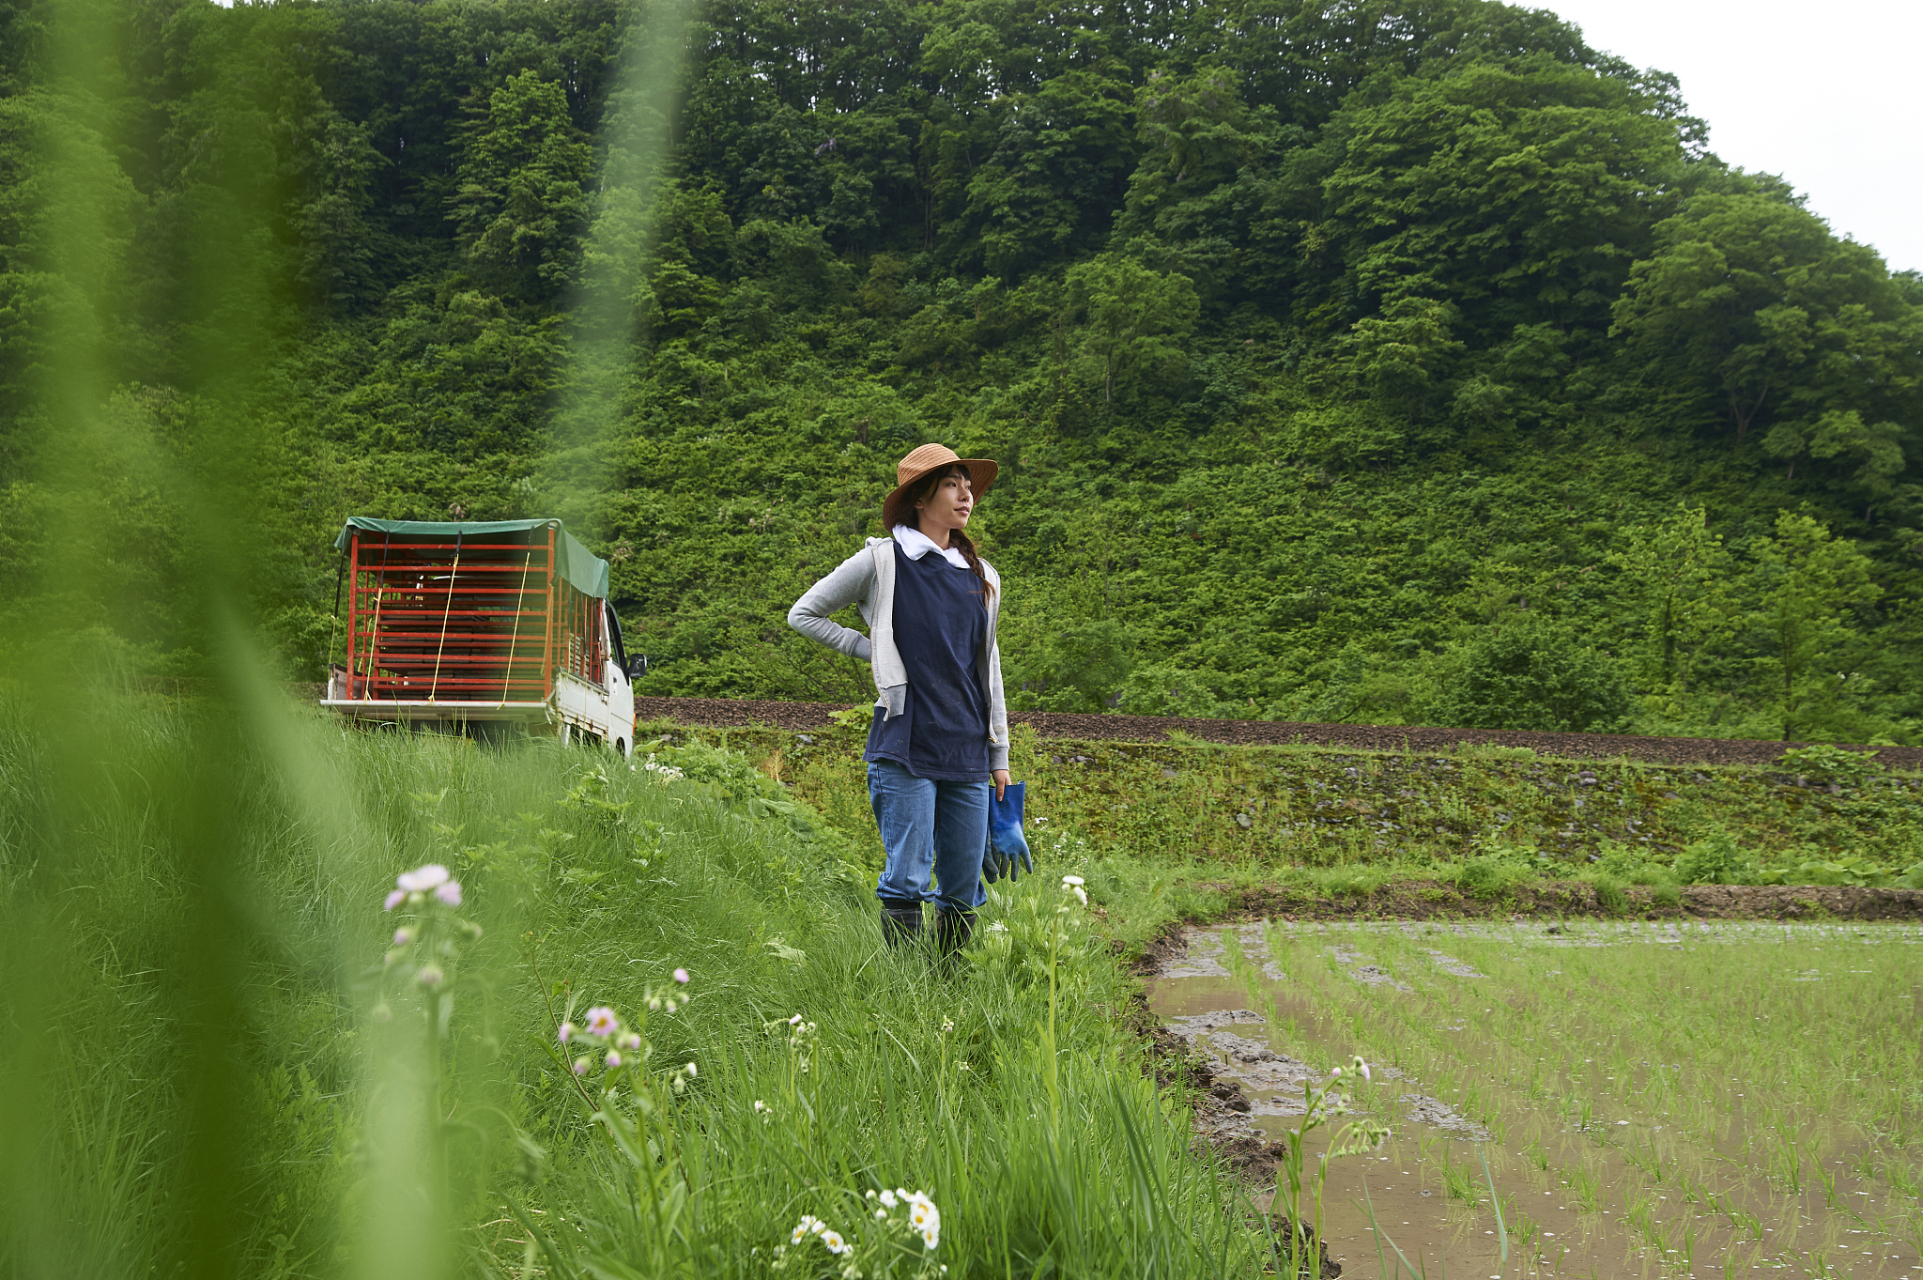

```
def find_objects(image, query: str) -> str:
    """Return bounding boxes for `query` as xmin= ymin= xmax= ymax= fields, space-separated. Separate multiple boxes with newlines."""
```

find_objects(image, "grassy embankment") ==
xmin=7 ymin=694 xmax=1920 ymax=1278
xmin=674 ymin=717 xmax=1923 ymax=941
xmin=0 ymin=694 xmax=1276 ymax=1280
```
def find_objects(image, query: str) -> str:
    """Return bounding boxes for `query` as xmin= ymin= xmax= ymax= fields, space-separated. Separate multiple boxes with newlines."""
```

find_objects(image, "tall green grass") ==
xmin=0 ymin=695 xmax=1273 ymax=1278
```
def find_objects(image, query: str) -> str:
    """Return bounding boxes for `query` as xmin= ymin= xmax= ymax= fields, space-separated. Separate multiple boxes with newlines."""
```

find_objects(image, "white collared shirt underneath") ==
xmin=891 ymin=524 xmax=970 ymax=569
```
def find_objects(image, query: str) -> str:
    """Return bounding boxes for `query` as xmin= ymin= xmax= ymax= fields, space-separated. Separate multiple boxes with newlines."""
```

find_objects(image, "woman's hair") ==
xmin=903 ymin=463 xmax=995 ymax=605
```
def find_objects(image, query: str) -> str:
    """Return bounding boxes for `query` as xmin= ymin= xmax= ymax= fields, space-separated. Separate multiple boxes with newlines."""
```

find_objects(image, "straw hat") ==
xmin=881 ymin=443 xmax=998 ymax=531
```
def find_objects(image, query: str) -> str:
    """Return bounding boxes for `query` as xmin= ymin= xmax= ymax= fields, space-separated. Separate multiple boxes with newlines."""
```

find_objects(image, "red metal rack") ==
xmin=341 ymin=524 xmax=604 ymax=704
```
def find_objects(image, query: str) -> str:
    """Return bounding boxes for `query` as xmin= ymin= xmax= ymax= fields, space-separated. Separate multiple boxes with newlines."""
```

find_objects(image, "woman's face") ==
xmin=914 ymin=470 xmax=974 ymax=542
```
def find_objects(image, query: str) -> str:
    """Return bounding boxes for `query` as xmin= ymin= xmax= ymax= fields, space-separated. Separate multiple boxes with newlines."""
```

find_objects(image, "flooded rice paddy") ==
xmin=1149 ymin=919 xmax=1923 ymax=1278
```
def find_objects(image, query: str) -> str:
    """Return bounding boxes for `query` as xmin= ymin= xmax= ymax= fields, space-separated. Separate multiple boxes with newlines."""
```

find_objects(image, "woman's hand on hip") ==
xmin=991 ymin=769 xmax=1010 ymax=801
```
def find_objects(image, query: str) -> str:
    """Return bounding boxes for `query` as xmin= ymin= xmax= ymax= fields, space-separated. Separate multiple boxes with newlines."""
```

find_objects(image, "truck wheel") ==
xmin=614 ymin=738 xmax=629 ymax=759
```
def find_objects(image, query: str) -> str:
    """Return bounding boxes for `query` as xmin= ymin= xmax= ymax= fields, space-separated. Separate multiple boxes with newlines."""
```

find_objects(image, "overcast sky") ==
xmin=1538 ymin=0 xmax=1923 ymax=274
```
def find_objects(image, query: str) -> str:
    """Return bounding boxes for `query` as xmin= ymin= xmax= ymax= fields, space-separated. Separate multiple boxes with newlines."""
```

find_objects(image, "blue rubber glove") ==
xmin=981 ymin=781 xmax=1033 ymax=883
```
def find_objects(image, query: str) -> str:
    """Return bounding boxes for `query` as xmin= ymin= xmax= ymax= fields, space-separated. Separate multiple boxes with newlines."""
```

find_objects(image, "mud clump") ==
xmin=1329 ymin=946 xmax=1415 ymax=991
xmin=1424 ymin=949 xmax=1487 ymax=978
xmin=1398 ymin=1094 xmax=1491 ymax=1141
xmin=1166 ymin=1007 xmax=1266 ymax=1037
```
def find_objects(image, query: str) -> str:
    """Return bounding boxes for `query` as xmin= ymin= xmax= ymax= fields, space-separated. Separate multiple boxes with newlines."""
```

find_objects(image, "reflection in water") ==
xmin=1149 ymin=920 xmax=1923 ymax=1278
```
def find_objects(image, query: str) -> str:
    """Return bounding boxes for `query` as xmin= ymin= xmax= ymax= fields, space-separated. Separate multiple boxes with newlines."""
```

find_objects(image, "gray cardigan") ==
xmin=786 ymin=537 xmax=1010 ymax=772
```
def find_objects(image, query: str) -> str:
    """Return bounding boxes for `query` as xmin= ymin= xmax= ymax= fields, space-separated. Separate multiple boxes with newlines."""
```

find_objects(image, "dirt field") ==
xmin=634 ymin=697 xmax=1923 ymax=769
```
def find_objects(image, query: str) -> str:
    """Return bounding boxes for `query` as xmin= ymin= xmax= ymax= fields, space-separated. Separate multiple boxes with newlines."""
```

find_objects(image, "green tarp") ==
xmin=334 ymin=517 xmax=610 ymax=599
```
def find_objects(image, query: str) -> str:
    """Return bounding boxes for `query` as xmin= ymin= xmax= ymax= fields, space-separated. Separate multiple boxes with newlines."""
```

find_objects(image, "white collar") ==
xmin=891 ymin=524 xmax=970 ymax=569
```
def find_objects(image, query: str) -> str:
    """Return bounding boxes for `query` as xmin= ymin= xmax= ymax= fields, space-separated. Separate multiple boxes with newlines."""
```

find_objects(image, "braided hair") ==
xmin=903 ymin=463 xmax=995 ymax=606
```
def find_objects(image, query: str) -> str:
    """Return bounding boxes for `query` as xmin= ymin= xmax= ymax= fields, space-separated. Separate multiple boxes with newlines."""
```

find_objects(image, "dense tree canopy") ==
xmin=3 ymin=0 xmax=1921 ymax=743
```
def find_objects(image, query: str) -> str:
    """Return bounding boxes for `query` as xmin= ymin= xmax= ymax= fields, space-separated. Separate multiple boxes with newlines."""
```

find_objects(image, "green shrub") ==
xmin=1428 ymin=616 xmax=1633 ymax=733
xmin=1587 ymin=874 xmax=1630 ymax=914
xmin=1778 ymin=743 xmax=1879 ymax=787
xmin=1675 ymin=828 xmax=1747 ymax=884
xmin=1758 ymin=853 xmax=1891 ymax=887
xmin=1457 ymin=854 xmax=1529 ymax=900
xmin=1649 ymin=882 xmax=1682 ymax=908
xmin=1597 ymin=839 xmax=1669 ymax=886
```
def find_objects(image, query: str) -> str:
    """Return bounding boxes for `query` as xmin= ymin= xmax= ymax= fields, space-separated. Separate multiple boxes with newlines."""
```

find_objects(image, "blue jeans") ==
xmin=867 ymin=759 xmax=990 ymax=912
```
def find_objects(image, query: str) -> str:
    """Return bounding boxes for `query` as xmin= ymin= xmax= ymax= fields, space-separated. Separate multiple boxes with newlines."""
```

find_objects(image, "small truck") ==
xmin=321 ymin=517 xmax=636 ymax=754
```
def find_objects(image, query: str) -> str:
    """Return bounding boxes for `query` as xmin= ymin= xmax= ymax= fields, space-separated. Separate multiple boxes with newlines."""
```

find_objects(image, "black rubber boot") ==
xmin=879 ymin=897 xmax=924 ymax=947
xmin=934 ymin=909 xmax=975 ymax=958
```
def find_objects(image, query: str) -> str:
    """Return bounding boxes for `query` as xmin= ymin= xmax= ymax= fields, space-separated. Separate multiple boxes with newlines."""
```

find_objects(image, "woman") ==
xmin=787 ymin=444 xmax=1011 ymax=952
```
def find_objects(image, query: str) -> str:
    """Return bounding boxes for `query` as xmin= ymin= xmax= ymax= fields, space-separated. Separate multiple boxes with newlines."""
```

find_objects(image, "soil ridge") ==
xmin=634 ymin=696 xmax=1923 ymax=769
xmin=1197 ymin=879 xmax=1923 ymax=922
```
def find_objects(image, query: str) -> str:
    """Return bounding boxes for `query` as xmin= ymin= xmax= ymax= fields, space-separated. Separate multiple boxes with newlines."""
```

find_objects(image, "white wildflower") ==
xmin=397 ymin=863 xmax=450 ymax=892
xmin=907 ymin=1192 xmax=939 ymax=1236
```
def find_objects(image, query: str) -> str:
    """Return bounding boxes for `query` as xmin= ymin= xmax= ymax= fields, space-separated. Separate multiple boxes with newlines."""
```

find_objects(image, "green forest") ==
xmin=4 ymin=0 xmax=1922 ymax=744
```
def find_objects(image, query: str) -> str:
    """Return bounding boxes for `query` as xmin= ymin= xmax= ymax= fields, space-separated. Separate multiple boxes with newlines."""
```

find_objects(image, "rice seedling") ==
xmin=1152 ymin=915 xmax=1923 ymax=1275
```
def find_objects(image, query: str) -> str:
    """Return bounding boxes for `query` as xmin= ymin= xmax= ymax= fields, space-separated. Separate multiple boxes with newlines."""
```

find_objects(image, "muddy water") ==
xmin=1149 ymin=922 xmax=1923 ymax=1279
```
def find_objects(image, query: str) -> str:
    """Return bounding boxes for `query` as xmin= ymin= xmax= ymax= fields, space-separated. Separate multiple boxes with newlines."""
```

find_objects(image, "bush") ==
xmin=1778 ymin=743 xmax=1880 ymax=787
xmin=1596 ymin=839 xmax=1669 ymax=886
xmin=1674 ymin=828 xmax=1747 ymax=885
xmin=1587 ymin=873 xmax=1629 ymax=914
xmin=1456 ymin=854 xmax=1529 ymax=900
xmin=1429 ymin=616 xmax=1633 ymax=733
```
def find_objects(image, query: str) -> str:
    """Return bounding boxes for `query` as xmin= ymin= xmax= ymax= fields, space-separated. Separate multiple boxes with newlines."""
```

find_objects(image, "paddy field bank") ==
xmin=1 ymin=694 xmax=1918 ymax=1278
